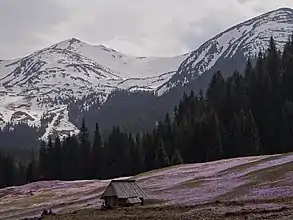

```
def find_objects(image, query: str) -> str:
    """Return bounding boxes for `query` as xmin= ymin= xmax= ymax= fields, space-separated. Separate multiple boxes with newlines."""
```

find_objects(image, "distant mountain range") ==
xmin=1 ymin=7 xmax=293 ymax=141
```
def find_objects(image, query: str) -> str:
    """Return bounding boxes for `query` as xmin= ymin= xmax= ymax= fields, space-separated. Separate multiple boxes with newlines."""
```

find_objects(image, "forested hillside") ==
xmin=1 ymin=36 xmax=293 ymax=188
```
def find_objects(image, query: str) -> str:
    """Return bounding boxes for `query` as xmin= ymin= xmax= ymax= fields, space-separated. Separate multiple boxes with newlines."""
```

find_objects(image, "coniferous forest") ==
xmin=1 ymin=36 xmax=293 ymax=189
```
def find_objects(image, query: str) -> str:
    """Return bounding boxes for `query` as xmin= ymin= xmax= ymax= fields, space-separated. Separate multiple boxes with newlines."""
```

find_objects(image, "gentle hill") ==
xmin=1 ymin=153 xmax=293 ymax=219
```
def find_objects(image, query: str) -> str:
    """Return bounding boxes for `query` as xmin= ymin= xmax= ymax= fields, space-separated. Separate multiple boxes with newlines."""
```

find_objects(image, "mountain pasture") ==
xmin=1 ymin=153 xmax=293 ymax=219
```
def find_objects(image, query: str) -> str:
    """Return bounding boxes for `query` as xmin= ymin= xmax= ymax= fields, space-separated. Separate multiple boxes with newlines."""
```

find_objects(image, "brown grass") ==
xmin=41 ymin=200 xmax=293 ymax=220
xmin=217 ymin=154 xmax=287 ymax=177
xmin=244 ymin=161 xmax=293 ymax=183
xmin=214 ymin=160 xmax=293 ymax=201
xmin=133 ymin=164 xmax=182 ymax=180
xmin=170 ymin=179 xmax=209 ymax=190
xmin=0 ymin=191 xmax=56 ymax=209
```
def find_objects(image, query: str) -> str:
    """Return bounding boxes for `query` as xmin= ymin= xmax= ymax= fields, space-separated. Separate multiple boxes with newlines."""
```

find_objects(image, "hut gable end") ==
xmin=101 ymin=184 xmax=116 ymax=197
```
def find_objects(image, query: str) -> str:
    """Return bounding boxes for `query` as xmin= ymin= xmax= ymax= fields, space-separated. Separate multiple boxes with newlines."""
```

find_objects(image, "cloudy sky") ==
xmin=1 ymin=0 xmax=293 ymax=59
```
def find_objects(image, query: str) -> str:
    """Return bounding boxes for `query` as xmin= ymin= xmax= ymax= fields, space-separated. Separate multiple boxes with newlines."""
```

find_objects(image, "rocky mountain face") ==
xmin=0 ymin=7 xmax=293 ymax=140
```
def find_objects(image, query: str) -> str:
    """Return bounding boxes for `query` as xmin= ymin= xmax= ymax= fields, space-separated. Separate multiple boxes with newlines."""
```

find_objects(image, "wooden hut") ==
xmin=100 ymin=179 xmax=147 ymax=208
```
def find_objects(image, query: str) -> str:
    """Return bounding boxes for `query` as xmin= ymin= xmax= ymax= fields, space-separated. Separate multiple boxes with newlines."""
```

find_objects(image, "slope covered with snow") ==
xmin=0 ymin=38 xmax=188 ymax=138
xmin=56 ymin=39 xmax=189 ymax=79
xmin=162 ymin=7 xmax=293 ymax=92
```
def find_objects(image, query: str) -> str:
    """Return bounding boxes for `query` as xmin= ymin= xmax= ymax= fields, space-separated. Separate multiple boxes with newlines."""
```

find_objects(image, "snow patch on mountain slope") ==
xmin=164 ymin=7 xmax=293 ymax=90
xmin=53 ymin=38 xmax=189 ymax=78
xmin=117 ymin=71 xmax=175 ymax=93
xmin=0 ymin=38 xmax=188 ymax=139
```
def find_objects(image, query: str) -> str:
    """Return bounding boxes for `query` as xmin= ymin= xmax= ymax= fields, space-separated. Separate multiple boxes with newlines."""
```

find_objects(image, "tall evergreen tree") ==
xmin=206 ymin=71 xmax=226 ymax=117
xmin=171 ymin=148 xmax=184 ymax=165
xmin=154 ymin=141 xmax=170 ymax=169
xmin=53 ymin=136 xmax=62 ymax=179
xmin=26 ymin=156 xmax=37 ymax=183
xmin=91 ymin=123 xmax=103 ymax=179
xmin=79 ymin=118 xmax=91 ymax=179
xmin=280 ymin=101 xmax=293 ymax=153
xmin=128 ymin=134 xmax=142 ymax=175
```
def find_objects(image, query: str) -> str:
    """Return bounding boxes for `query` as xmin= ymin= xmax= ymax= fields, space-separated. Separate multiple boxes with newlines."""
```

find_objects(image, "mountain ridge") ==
xmin=0 ymin=37 xmax=188 ymax=139
xmin=163 ymin=7 xmax=293 ymax=91
xmin=1 ymin=7 xmax=293 ymax=140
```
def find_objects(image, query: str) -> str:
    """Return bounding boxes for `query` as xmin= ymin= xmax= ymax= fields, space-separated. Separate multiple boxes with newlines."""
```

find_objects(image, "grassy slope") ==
xmin=1 ymin=153 xmax=293 ymax=219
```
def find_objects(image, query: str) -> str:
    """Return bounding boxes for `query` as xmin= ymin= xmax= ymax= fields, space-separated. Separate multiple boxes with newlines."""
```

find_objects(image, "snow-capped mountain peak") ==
xmin=163 ymin=7 xmax=293 ymax=90
xmin=0 ymin=38 xmax=188 ymax=139
xmin=52 ymin=38 xmax=121 ymax=59
xmin=53 ymin=37 xmax=83 ymax=49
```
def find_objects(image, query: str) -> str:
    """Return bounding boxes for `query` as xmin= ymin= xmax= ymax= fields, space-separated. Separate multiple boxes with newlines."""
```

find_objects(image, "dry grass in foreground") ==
xmin=4 ymin=153 xmax=293 ymax=220
xmin=41 ymin=200 xmax=293 ymax=220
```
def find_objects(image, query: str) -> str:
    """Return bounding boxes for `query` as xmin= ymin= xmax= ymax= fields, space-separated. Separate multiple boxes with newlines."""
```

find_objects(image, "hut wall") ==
xmin=105 ymin=196 xmax=117 ymax=207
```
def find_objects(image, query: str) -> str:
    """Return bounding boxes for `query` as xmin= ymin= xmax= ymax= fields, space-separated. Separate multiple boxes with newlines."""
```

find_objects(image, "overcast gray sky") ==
xmin=1 ymin=0 xmax=293 ymax=59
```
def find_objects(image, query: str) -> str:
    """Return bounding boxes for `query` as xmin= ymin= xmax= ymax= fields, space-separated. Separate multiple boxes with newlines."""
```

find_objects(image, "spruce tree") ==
xmin=2 ymin=154 xmax=15 ymax=187
xmin=206 ymin=71 xmax=226 ymax=117
xmin=26 ymin=157 xmax=37 ymax=183
xmin=204 ymin=111 xmax=223 ymax=161
xmin=128 ymin=134 xmax=142 ymax=174
xmin=79 ymin=118 xmax=91 ymax=179
xmin=281 ymin=36 xmax=293 ymax=101
xmin=141 ymin=132 xmax=157 ymax=171
xmin=91 ymin=123 xmax=103 ymax=179
xmin=242 ymin=110 xmax=261 ymax=156
xmin=38 ymin=140 xmax=48 ymax=180
xmin=154 ymin=142 xmax=170 ymax=169
xmin=53 ymin=136 xmax=62 ymax=179
xmin=171 ymin=148 xmax=183 ymax=165
xmin=280 ymin=101 xmax=293 ymax=153
xmin=244 ymin=58 xmax=253 ymax=83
